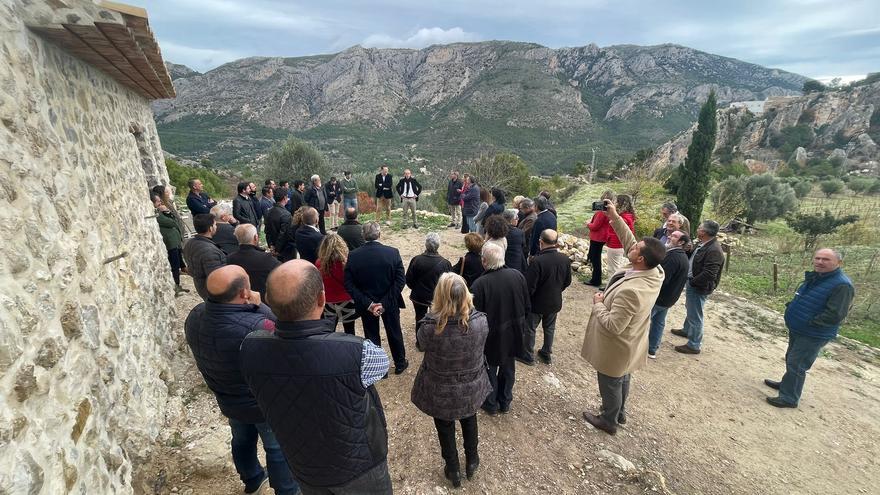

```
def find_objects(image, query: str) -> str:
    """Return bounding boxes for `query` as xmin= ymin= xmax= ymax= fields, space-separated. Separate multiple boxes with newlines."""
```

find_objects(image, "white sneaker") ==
xmin=647 ymin=351 xmax=657 ymax=359
xmin=244 ymin=477 xmax=268 ymax=494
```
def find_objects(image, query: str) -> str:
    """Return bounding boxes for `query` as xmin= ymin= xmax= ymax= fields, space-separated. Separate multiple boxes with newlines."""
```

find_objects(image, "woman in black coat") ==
xmin=406 ymin=232 xmax=453 ymax=334
xmin=451 ymin=233 xmax=485 ymax=287
xmin=411 ymin=273 xmax=491 ymax=488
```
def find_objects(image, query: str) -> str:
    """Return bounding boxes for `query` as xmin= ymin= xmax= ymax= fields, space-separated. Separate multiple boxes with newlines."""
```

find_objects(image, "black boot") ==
xmin=465 ymin=452 xmax=480 ymax=480
xmin=444 ymin=464 xmax=462 ymax=488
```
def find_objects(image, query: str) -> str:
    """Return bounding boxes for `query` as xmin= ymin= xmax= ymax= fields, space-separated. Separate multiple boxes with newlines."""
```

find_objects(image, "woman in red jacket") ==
xmin=604 ymin=194 xmax=636 ymax=276
xmin=315 ymin=234 xmax=357 ymax=334
xmin=585 ymin=190 xmax=616 ymax=287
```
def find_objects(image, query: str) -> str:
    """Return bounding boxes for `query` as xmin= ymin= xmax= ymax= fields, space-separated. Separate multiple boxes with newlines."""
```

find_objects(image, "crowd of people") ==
xmin=148 ymin=166 xmax=854 ymax=494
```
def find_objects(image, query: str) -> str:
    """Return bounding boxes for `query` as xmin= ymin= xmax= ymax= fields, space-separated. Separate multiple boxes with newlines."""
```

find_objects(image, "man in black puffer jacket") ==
xmin=241 ymin=260 xmax=393 ymax=494
xmin=647 ymin=230 xmax=691 ymax=358
xmin=184 ymin=265 xmax=298 ymax=495
xmin=405 ymin=233 xmax=452 ymax=334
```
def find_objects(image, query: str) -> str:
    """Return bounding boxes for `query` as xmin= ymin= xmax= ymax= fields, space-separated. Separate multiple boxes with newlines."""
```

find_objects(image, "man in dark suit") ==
xmin=294 ymin=208 xmax=324 ymax=264
xmin=227 ymin=224 xmax=281 ymax=298
xmin=374 ymin=165 xmax=393 ymax=224
xmin=265 ymin=187 xmax=291 ymax=252
xmin=523 ymin=229 xmax=572 ymax=365
xmin=671 ymin=220 xmax=725 ymax=355
xmin=529 ymin=195 xmax=558 ymax=257
xmin=344 ymin=221 xmax=409 ymax=374
xmin=233 ymin=182 xmax=259 ymax=226
xmin=337 ymin=207 xmax=365 ymax=252
xmin=303 ymin=174 xmax=329 ymax=234
xmin=186 ymin=178 xmax=217 ymax=215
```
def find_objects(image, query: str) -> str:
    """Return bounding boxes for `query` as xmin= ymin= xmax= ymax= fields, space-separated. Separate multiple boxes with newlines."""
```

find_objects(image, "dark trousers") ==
xmin=318 ymin=213 xmax=326 ymax=235
xmin=167 ymin=247 xmax=182 ymax=285
xmin=587 ymin=240 xmax=605 ymax=285
xmin=597 ymin=372 xmax=630 ymax=425
xmin=414 ymin=303 xmax=429 ymax=332
xmin=778 ymin=332 xmax=830 ymax=405
xmin=361 ymin=308 xmax=407 ymax=367
xmin=434 ymin=415 xmax=478 ymax=470
xmin=228 ymin=418 xmax=299 ymax=495
xmin=483 ymin=358 xmax=515 ymax=411
xmin=525 ymin=312 xmax=558 ymax=359
xmin=297 ymin=460 xmax=392 ymax=495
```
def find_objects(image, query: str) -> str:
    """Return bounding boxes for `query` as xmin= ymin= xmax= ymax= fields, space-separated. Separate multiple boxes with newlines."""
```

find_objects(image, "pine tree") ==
xmin=676 ymin=92 xmax=717 ymax=235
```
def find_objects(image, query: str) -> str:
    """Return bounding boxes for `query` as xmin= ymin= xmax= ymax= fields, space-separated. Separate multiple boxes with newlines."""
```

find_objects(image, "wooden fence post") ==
xmin=772 ymin=263 xmax=778 ymax=293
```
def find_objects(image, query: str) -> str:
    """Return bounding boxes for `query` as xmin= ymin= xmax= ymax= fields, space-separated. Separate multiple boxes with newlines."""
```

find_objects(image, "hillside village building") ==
xmin=1 ymin=0 xmax=177 ymax=492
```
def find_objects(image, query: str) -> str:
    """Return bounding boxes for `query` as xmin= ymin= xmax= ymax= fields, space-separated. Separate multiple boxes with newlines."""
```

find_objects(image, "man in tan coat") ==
xmin=581 ymin=199 xmax=666 ymax=435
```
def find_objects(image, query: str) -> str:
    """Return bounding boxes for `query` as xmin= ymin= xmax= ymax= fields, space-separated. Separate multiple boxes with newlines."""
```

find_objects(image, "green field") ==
xmin=557 ymin=182 xmax=880 ymax=347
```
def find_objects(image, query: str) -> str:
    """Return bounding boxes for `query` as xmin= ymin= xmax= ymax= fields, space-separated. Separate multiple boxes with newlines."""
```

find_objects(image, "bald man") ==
xmin=227 ymin=223 xmax=281 ymax=298
xmin=239 ymin=261 xmax=393 ymax=494
xmin=765 ymin=248 xmax=854 ymax=408
xmin=184 ymin=265 xmax=298 ymax=494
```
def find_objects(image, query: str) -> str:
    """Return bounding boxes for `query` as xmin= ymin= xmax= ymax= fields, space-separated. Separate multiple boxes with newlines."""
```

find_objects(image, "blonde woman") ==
xmin=315 ymin=234 xmax=357 ymax=335
xmin=410 ymin=273 xmax=491 ymax=488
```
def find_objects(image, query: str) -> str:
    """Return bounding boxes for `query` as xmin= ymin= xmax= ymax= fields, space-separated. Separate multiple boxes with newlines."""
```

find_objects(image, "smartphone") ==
xmin=591 ymin=201 xmax=607 ymax=211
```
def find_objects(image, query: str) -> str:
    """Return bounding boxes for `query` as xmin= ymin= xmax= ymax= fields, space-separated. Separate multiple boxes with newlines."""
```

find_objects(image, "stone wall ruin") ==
xmin=1 ymin=1 xmax=177 ymax=493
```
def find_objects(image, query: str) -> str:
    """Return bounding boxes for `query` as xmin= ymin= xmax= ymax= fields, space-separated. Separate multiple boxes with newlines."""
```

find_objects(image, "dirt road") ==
xmin=142 ymin=226 xmax=880 ymax=495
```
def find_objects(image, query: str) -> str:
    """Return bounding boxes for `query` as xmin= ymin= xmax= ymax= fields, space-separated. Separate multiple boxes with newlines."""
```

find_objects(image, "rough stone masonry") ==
xmin=0 ymin=1 xmax=177 ymax=493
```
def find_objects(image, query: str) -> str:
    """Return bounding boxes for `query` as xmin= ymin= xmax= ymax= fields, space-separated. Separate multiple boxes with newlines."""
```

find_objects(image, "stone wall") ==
xmin=0 ymin=2 xmax=177 ymax=493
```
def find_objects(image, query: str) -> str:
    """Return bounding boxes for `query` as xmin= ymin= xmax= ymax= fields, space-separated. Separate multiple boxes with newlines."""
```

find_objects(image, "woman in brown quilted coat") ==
xmin=411 ymin=273 xmax=492 ymax=488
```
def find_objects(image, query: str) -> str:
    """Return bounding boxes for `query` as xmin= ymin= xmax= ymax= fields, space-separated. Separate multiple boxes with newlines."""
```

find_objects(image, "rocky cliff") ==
xmin=152 ymin=41 xmax=806 ymax=170
xmin=645 ymin=81 xmax=880 ymax=175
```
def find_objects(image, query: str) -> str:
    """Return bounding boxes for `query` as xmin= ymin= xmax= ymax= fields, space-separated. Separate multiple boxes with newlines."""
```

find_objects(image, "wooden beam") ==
xmin=62 ymin=22 xmax=160 ymax=99
xmin=94 ymin=21 xmax=169 ymax=98
xmin=98 ymin=0 xmax=147 ymax=19
xmin=119 ymin=14 xmax=175 ymax=97
xmin=29 ymin=26 xmax=152 ymax=98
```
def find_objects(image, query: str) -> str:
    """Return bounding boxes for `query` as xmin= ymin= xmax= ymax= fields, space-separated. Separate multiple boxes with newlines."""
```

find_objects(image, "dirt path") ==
xmin=142 ymin=226 xmax=880 ymax=495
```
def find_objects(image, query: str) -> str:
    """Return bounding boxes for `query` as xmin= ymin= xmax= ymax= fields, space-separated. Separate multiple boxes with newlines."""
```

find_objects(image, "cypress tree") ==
xmin=676 ymin=91 xmax=717 ymax=235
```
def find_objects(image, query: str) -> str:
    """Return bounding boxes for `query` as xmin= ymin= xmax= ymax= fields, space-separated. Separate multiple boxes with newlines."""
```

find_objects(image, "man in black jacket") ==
xmin=228 ymin=224 xmax=281 ymax=298
xmin=294 ymin=208 xmax=324 ymax=264
xmin=239 ymin=261 xmax=392 ymax=494
xmin=337 ymin=207 xmax=365 ymax=252
xmin=647 ymin=230 xmax=690 ymax=358
xmin=265 ymin=187 xmax=291 ymax=252
xmin=184 ymin=265 xmax=298 ymax=495
xmin=522 ymin=229 xmax=572 ymax=365
xmin=186 ymin=178 xmax=217 ymax=215
xmin=529 ymin=196 xmax=558 ymax=257
xmin=446 ymin=171 xmax=463 ymax=228
xmin=374 ymin=165 xmax=393 ymax=224
xmin=395 ymin=169 xmax=422 ymax=229
xmin=344 ymin=221 xmax=409 ymax=374
xmin=182 ymin=214 xmax=227 ymax=300
xmin=671 ymin=220 xmax=725 ymax=354
xmin=303 ymin=174 xmax=329 ymax=234
xmin=233 ymin=182 xmax=259 ymax=226
xmin=287 ymin=180 xmax=305 ymax=213
xmin=503 ymin=209 xmax=527 ymax=273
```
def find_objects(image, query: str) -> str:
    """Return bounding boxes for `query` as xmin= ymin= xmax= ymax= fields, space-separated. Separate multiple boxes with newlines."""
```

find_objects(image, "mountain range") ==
xmin=152 ymin=41 xmax=807 ymax=172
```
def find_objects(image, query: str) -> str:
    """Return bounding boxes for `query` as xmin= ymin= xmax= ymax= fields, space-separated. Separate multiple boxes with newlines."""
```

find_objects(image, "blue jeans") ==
xmin=778 ymin=332 xmax=830 ymax=405
xmin=465 ymin=215 xmax=476 ymax=233
xmin=648 ymin=304 xmax=669 ymax=354
xmin=228 ymin=418 xmax=299 ymax=495
xmin=343 ymin=197 xmax=358 ymax=212
xmin=683 ymin=284 xmax=709 ymax=350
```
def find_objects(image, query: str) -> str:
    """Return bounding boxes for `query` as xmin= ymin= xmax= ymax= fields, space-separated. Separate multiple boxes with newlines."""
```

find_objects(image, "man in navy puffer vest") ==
xmin=240 ymin=260 xmax=393 ymax=494
xmin=184 ymin=265 xmax=298 ymax=495
xmin=764 ymin=248 xmax=854 ymax=408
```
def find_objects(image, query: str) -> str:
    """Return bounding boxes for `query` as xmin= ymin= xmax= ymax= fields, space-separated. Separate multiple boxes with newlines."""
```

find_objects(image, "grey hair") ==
xmin=817 ymin=248 xmax=844 ymax=261
xmin=519 ymin=198 xmax=534 ymax=209
xmin=502 ymin=209 xmax=518 ymax=222
xmin=210 ymin=203 xmax=232 ymax=220
xmin=363 ymin=221 xmax=381 ymax=242
xmin=234 ymin=223 xmax=257 ymax=244
xmin=667 ymin=212 xmax=685 ymax=225
xmin=662 ymin=202 xmax=678 ymax=213
xmin=310 ymin=174 xmax=320 ymax=184
xmin=424 ymin=232 xmax=441 ymax=253
xmin=481 ymin=242 xmax=505 ymax=270
xmin=535 ymin=195 xmax=549 ymax=211
xmin=701 ymin=220 xmax=720 ymax=237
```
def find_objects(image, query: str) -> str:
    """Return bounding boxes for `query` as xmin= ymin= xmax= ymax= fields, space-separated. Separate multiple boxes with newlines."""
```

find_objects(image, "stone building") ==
xmin=1 ymin=1 xmax=177 ymax=493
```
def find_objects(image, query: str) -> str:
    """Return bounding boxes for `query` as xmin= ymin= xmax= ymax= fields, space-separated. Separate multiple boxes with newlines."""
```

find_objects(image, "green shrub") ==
xmin=711 ymin=177 xmax=747 ymax=221
xmin=847 ymin=177 xmax=874 ymax=195
xmin=786 ymin=210 xmax=859 ymax=251
xmin=262 ymin=137 xmax=331 ymax=184
xmin=819 ymin=179 xmax=844 ymax=197
xmin=742 ymin=174 xmax=798 ymax=224
xmin=165 ymin=158 xmax=227 ymax=198
xmin=792 ymin=180 xmax=813 ymax=199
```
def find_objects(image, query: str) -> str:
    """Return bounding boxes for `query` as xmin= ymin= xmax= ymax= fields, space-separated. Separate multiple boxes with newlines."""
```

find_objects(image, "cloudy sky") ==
xmin=143 ymin=0 xmax=879 ymax=81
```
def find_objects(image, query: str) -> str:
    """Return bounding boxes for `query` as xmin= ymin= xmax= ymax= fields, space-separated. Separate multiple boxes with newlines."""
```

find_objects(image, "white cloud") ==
xmin=362 ymin=27 xmax=482 ymax=49
xmin=170 ymin=0 xmax=330 ymax=33
xmin=158 ymin=41 xmax=242 ymax=71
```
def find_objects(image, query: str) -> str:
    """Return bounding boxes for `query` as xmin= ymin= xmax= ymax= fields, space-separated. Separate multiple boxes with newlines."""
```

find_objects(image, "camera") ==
xmin=591 ymin=201 xmax=607 ymax=211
